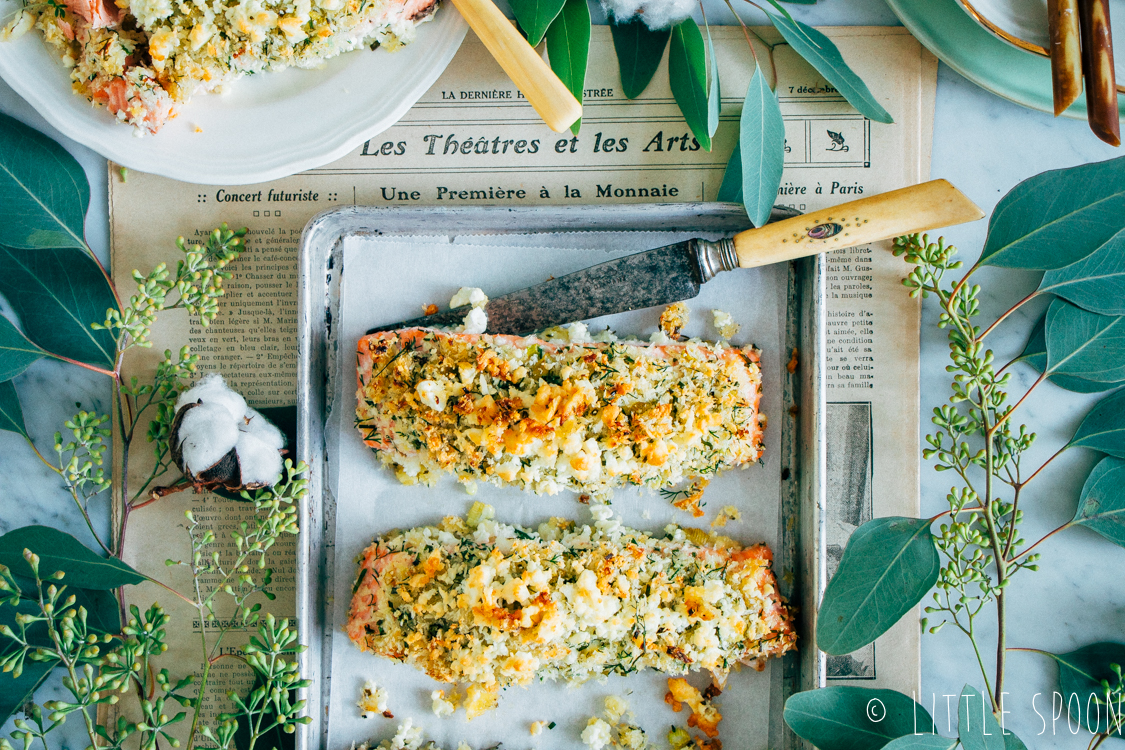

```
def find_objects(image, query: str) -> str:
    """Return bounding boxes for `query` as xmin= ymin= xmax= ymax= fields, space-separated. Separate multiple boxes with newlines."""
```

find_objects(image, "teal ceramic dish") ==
xmin=887 ymin=0 xmax=1125 ymax=120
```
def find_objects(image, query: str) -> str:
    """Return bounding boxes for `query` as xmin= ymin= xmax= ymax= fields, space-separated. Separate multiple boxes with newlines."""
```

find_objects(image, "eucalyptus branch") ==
xmin=894 ymin=232 xmax=1042 ymax=712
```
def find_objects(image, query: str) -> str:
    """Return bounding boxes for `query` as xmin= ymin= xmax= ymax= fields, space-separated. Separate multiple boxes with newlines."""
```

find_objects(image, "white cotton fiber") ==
xmin=175 ymin=372 xmax=247 ymax=420
xmin=178 ymin=402 xmax=239 ymax=473
xmin=234 ymin=431 xmax=284 ymax=486
xmin=241 ymin=407 xmax=286 ymax=451
xmin=599 ymin=0 xmax=694 ymax=29
xmin=173 ymin=372 xmax=285 ymax=487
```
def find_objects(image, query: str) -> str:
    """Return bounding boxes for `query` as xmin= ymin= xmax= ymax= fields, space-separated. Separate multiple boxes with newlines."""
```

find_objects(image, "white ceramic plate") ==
xmin=960 ymin=0 xmax=1124 ymax=69
xmin=0 ymin=6 xmax=467 ymax=184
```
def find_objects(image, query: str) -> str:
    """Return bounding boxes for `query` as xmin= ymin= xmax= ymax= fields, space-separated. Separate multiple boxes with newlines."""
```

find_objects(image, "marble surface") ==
xmin=1 ymin=0 xmax=1123 ymax=746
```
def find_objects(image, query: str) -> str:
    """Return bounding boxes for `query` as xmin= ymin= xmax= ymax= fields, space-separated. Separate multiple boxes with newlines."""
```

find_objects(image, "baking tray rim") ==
xmin=294 ymin=203 xmax=827 ymax=750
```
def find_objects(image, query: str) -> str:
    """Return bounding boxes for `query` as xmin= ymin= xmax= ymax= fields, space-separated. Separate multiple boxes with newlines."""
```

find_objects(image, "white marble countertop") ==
xmin=1 ymin=0 xmax=1122 ymax=746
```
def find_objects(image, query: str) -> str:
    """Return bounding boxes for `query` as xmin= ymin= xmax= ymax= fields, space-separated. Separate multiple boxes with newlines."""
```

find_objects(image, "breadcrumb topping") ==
xmin=355 ymin=328 xmax=765 ymax=498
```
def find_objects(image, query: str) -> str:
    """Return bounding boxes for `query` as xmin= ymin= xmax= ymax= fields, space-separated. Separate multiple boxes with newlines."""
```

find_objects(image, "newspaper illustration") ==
xmin=109 ymin=25 xmax=937 ymax=740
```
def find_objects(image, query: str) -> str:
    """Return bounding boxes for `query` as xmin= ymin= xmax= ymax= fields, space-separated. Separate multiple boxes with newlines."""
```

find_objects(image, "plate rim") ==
xmin=0 ymin=11 xmax=468 ymax=184
xmin=887 ymin=0 xmax=1125 ymax=121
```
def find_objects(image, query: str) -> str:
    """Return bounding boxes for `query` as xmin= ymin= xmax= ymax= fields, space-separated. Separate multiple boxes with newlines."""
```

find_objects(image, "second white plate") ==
xmin=0 ymin=5 xmax=467 ymax=184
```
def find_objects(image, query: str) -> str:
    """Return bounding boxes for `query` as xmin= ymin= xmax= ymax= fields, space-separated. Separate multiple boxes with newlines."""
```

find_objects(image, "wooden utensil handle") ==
xmin=1078 ymin=0 xmax=1121 ymax=146
xmin=449 ymin=0 xmax=582 ymax=132
xmin=1049 ymin=0 xmax=1083 ymax=115
xmin=731 ymin=180 xmax=984 ymax=268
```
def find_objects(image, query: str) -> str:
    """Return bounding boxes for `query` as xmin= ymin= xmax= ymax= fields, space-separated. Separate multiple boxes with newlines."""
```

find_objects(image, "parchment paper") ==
xmin=325 ymin=232 xmax=787 ymax=749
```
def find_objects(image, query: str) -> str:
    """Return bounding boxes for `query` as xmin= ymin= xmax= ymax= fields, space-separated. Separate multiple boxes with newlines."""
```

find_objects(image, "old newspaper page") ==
xmin=109 ymin=25 xmax=936 ymax=740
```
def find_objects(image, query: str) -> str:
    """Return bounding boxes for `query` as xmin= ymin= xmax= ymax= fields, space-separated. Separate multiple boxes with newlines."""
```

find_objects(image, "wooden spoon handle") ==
xmin=449 ymin=0 xmax=582 ymax=132
xmin=731 ymin=180 xmax=984 ymax=268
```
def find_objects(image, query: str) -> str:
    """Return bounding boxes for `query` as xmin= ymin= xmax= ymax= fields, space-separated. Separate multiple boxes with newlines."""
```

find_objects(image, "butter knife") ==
xmin=367 ymin=179 xmax=983 ymax=336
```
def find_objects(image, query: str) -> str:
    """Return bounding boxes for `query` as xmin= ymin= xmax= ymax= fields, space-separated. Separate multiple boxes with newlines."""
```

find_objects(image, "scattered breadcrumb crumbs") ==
xmin=192 ymin=124 xmax=204 ymax=133
xmin=604 ymin=695 xmax=629 ymax=724
xmin=423 ymin=303 xmax=440 ymax=316
xmin=581 ymin=718 xmax=613 ymax=749
xmin=669 ymin=480 xmax=709 ymax=518
xmin=358 ymin=681 xmax=390 ymax=719
xmin=660 ymin=302 xmax=689 ymax=338
xmin=786 ymin=348 xmax=799 ymax=374
xmin=431 ymin=690 xmax=457 ymax=718
xmin=530 ymin=721 xmax=547 ymax=736
xmin=710 ymin=506 xmax=742 ymax=529
xmin=711 ymin=309 xmax=740 ymax=340
xmin=666 ymin=678 xmax=723 ymax=739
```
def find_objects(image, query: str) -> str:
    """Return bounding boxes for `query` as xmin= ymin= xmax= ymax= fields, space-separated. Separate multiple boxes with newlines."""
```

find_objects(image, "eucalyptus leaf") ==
xmin=1071 ymin=456 xmax=1125 ymax=546
xmin=1002 ymin=731 xmax=1028 ymax=750
xmin=980 ymin=155 xmax=1125 ymax=270
xmin=762 ymin=1 xmax=893 ymax=123
xmin=1038 ymin=228 xmax=1125 ymax=315
xmin=507 ymin=0 xmax=564 ymax=47
xmin=668 ymin=18 xmax=711 ymax=152
xmin=609 ymin=18 xmax=670 ymax=99
xmin=1017 ymin=309 xmax=1124 ymax=393
xmin=882 ymin=735 xmax=958 ymax=750
xmin=783 ymin=687 xmax=935 ymax=750
xmin=1067 ymin=388 xmax=1125 ymax=457
xmin=1045 ymin=298 xmax=1125 ymax=384
xmin=817 ymin=516 xmax=940 ymax=656
xmin=0 ymin=113 xmax=90 ymax=252
xmin=704 ymin=22 xmax=720 ymax=138
xmin=545 ymin=0 xmax=590 ymax=136
xmin=739 ymin=66 xmax=786 ymax=228
xmin=0 ymin=526 xmax=147 ymax=589
xmin=0 ymin=315 xmax=45 ymax=382
xmin=0 ymin=655 xmax=57 ymax=725
xmin=1045 ymin=642 xmax=1125 ymax=734
xmin=717 ymin=142 xmax=744 ymax=204
xmin=0 ymin=380 xmax=28 ymax=437
xmin=958 ymin=684 xmax=1004 ymax=750
xmin=0 ymin=246 xmax=118 ymax=369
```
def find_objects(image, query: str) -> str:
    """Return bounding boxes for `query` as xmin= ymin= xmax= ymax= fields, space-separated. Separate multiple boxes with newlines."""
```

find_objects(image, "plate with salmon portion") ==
xmin=295 ymin=204 xmax=827 ymax=750
xmin=0 ymin=0 xmax=465 ymax=182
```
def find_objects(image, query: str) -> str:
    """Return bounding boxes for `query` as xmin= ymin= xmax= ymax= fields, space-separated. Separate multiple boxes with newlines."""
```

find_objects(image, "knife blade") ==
xmin=367 ymin=179 xmax=984 ymax=337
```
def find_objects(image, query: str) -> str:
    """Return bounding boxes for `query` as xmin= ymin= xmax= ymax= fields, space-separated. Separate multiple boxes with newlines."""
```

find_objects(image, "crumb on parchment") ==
xmin=579 ymin=695 xmax=650 ymax=749
xmin=431 ymin=689 xmax=458 ymax=718
xmin=660 ymin=302 xmax=689 ymax=338
xmin=710 ymin=506 xmax=741 ymax=529
xmin=711 ymin=309 xmax=740 ymax=340
xmin=358 ymin=680 xmax=390 ymax=719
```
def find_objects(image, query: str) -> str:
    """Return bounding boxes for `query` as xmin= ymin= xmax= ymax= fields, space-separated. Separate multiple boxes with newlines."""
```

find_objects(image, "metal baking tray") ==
xmin=295 ymin=204 xmax=826 ymax=750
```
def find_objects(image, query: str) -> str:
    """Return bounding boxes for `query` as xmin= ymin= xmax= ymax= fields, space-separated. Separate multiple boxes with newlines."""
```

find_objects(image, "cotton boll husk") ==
xmin=177 ymin=402 xmax=239 ymax=474
xmin=234 ymin=431 xmax=284 ymax=487
xmin=175 ymin=372 xmax=247 ymax=421
xmin=241 ymin=407 xmax=286 ymax=451
xmin=600 ymin=0 xmax=694 ymax=29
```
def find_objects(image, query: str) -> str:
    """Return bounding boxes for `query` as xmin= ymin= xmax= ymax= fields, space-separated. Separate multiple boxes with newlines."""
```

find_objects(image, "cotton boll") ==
xmin=241 ymin=407 xmax=286 ymax=451
xmin=175 ymin=372 xmax=247 ymax=420
xmin=599 ymin=0 xmax=694 ymax=29
xmin=234 ymin=430 xmax=284 ymax=487
xmin=177 ymin=402 xmax=239 ymax=474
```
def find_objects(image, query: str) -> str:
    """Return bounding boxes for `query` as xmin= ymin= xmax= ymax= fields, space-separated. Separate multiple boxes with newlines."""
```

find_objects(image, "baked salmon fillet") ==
xmin=354 ymin=328 xmax=765 ymax=497
xmin=345 ymin=506 xmax=795 ymax=716
xmin=2 ymin=0 xmax=437 ymax=133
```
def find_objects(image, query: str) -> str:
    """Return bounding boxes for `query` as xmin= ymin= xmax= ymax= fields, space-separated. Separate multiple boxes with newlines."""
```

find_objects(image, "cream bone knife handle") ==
xmin=726 ymin=179 xmax=984 ymax=269
xmin=449 ymin=0 xmax=582 ymax=132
